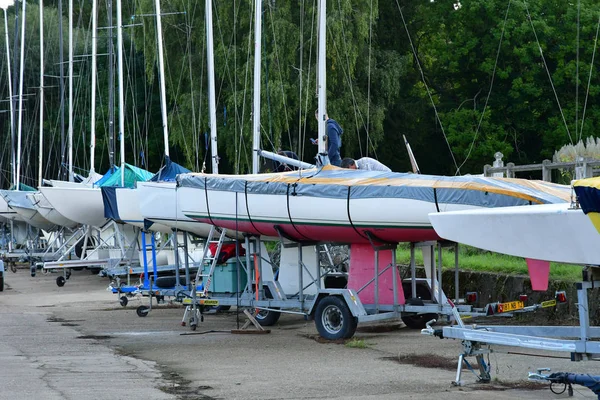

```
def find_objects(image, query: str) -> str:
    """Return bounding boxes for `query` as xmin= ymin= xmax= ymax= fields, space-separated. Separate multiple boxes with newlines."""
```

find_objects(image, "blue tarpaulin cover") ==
xmin=150 ymin=157 xmax=190 ymax=182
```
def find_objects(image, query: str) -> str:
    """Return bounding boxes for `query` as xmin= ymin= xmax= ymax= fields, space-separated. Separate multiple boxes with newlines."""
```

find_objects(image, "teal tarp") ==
xmin=96 ymin=164 xmax=154 ymax=188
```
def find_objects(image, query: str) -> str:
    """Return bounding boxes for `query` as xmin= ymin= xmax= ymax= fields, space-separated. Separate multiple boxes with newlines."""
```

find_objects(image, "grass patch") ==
xmin=395 ymin=244 xmax=582 ymax=281
xmin=345 ymin=338 xmax=370 ymax=349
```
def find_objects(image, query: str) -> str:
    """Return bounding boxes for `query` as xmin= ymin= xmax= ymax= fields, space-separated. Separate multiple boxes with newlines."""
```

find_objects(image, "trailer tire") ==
xmin=0 ymin=272 xmax=4 ymax=292
xmin=401 ymin=297 xmax=438 ymax=330
xmin=56 ymin=276 xmax=66 ymax=287
xmin=136 ymin=305 xmax=149 ymax=317
xmin=315 ymin=295 xmax=357 ymax=340
xmin=255 ymin=308 xmax=281 ymax=326
xmin=119 ymin=296 xmax=128 ymax=307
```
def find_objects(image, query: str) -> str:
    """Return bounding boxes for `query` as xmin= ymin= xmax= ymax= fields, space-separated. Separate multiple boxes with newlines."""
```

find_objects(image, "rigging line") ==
xmin=301 ymin=0 xmax=317 ymax=166
xmin=524 ymin=1 xmax=573 ymax=145
xmin=579 ymin=14 xmax=600 ymax=140
xmin=366 ymin=0 xmax=373 ymax=158
xmin=576 ymin=0 xmax=580 ymax=143
xmin=456 ymin=0 xmax=511 ymax=174
xmin=235 ymin=1 xmax=254 ymax=174
xmin=333 ymin=0 xmax=363 ymax=157
xmin=396 ymin=1 xmax=460 ymax=173
xmin=267 ymin=4 xmax=293 ymax=151
xmin=297 ymin=0 xmax=304 ymax=159
xmin=233 ymin=0 xmax=237 ymax=173
xmin=185 ymin=0 xmax=200 ymax=170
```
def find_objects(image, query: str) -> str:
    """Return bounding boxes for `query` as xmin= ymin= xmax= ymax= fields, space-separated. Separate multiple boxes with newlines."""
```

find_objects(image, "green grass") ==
xmin=395 ymin=244 xmax=583 ymax=282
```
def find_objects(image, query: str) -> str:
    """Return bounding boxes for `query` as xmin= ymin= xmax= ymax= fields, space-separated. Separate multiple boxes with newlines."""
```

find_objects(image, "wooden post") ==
xmin=542 ymin=159 xmax=552 ymax=182
xmin=483 ymin=164 xmax=491 ymax=177
xmin=506 ymin=162 xmax=515 ymax=178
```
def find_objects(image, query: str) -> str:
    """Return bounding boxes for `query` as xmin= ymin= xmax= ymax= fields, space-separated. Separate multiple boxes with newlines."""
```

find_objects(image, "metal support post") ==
xmin=410 ymin=242 xmax=416 ymax=299
xmin=578 ymin=282 xmax=591 ymax=342
xmin=141 ymin=231 xmax=149 ymax=288
xmin=315 ymin=245 xmax=321 ymax=290
xmin=172 ymin=233 xmax=181 ymax=289
xmin=374 ymin=247 xmax=380 ymax=313
xmin=150 ymin=233 xmax=158 ymax=284
xmin=298 ymin=243 xmax=304 ymax=305
xmin=392 ymin=247 xmax=398 ymax=311
xmin=182 ymin=232 xmax=191 ymax=288
xmin=437 ymin=243 xmax=443 ymax=306
xmin=245 ymin=236 xmax=252 ymax=294
xmin=430 ymin=245 xmax=435 ymax=301
xmin=454 ymin=243 xmax=459 ymax=303
xmin=255 ymin=237 xmax=263 ymax=299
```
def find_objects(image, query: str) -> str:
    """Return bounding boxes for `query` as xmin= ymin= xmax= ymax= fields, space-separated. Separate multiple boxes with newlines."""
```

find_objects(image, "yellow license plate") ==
xmin=497 ymin=300 xmax=524 ymax=313
xmin=181 ymin=298 xmax=219 ymax=306
xmin=541 ymin=299 xmax=557 ymax=308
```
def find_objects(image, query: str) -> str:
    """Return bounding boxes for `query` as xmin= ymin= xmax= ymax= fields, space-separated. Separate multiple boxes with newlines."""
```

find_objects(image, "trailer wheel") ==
xmin=30 ymin=265 xmax=36 ymax=277
xmin=315 ymin=295 xmax=357 ymax=340
xmin=10 ymin=262 xmax=16 ymax=273
xmin=56 ymin=276 xmax=66 ymax=287
xmin=0 ymin=272 xmax=4 ymax=292
xmin=255 ymin=309 xmax=281 ymax=326
xmin=119 ymin=296 xmax=128 ymax=307
xmin=136 ymin=305 xmax=149 ymax=317
xmin=401 ymin=297 xmax=438 ymax=330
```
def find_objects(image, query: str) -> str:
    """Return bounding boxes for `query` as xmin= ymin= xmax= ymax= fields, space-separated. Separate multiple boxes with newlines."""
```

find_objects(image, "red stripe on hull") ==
xmin=193 ymin=218 xmax=439 ymax=243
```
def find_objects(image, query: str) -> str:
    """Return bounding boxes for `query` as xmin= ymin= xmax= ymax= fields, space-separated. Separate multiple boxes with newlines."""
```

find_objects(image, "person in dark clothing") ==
xmin=273 ymin=150 xmax=299 ymax=172
xmin=314 ymin=109 xmax=343 ymax=167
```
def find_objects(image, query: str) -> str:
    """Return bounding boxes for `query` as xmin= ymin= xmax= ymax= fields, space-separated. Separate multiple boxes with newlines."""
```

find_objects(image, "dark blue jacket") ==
xmin=326 ymin=119 xmax=343 ymax=167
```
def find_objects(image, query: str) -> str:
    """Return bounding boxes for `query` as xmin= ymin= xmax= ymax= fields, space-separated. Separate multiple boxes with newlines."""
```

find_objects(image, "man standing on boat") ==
xmin=314 ymin=110 xmax=343 ymax=167
xmin=341 ymin=157 xmax=391 ymax=172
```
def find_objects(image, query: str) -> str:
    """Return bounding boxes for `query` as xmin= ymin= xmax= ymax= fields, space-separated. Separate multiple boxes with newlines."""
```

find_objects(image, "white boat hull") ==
xmin=429 ymin=203 xmax=600 ymax=265
xmin=112 ymin=187 xmax=173 ymax=233
xmin=138 ymin=181 xmax=213 ymax=237
xmin=29 ymin=192 xmax=80 ymax=229
xmin=0 ymin=190 xmax=56 ymax=231
xmin=39 ymin=186 xmax=108 ymax=228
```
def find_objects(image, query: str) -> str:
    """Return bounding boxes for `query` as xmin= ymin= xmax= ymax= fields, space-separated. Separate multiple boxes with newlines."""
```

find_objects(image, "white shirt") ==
xmin=356 ymin=157 xmax=391 ymax=172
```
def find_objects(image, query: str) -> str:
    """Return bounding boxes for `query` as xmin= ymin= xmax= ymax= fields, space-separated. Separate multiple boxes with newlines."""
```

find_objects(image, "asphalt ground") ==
xmin=0 ymin=267 xmax=597 ymax=400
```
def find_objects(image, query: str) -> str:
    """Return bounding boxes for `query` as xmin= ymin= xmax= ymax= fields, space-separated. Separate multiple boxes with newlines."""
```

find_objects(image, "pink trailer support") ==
xmin=347 ymin=243 xmax=406 ymax=305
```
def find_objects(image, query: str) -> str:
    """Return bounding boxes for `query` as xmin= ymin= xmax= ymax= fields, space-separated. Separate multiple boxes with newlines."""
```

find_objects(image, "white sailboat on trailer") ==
xmin=138 ymin=0 xmax=219 ymax=238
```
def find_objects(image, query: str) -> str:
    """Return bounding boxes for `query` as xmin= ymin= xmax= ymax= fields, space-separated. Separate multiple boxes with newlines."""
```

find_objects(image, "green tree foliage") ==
xmin=1 ymin=0 xmax=600 ymax=184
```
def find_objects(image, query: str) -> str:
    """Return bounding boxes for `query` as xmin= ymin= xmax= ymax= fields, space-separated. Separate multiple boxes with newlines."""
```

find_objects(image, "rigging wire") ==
xmin=456 ymin=0 xmax=511 ymax=174
xmin=300 ymin=0 xmax=316 ymax=166
xmin=576 ymin=0 xmax=580 ymax=143
xmin=366 ymin=0 xmax=373 ymax=158
xmin=579 ymin=14 xmax=600 ymax=140
xmin=395 ymin=1 xmax=460 ymax=173
xmin=524 ymin=1 xmax=573 ymax=145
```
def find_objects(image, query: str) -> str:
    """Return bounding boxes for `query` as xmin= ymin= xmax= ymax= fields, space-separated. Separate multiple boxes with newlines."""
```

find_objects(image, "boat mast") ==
xmin=316 ymin=0 xmax=328 ymax=165
xmin=68 ymin=0 xmax=73 ymax=181
xmin=251 ymin=0 xmax=262 ymax=174
xmin=58 ymin=0 xmax=65 ymax=179
xmin=107 ymin=0 xmax=115 ymax=171
xmin=154 ymin=0 xmax=169 ymax=158
xmin=89 ymin=0 xmax=97 ymax=174
xmin=38 ymin=0 xmax=44 ymax=186
xmin=116 ymin=0 xmax=125 ymax=185
xmin=206 ymin=0 xmax=218 ymax=173
xmin=1 ymin=1 xmax=15 ymax=186
xmin=15 ymin=0 xmax=26 ymax=188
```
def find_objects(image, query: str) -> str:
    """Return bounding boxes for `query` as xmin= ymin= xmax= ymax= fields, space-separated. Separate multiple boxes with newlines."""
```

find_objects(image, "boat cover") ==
xmin=177 ymin=165 xmax=571 ymax=207
xmin=101 ymin=187 xmax=121 ymax=221
xmin=8 ymin=183 xmax=36 ymax=191
xmin=150 ymin=156 xmax=190 ymax=182
xmin=573 ymin=176 xmax=600 ymax=233
xmin=96 ymin=164 xmax=154 ymax=188
xmin=1 ymin=190 xmax=36 ymax=210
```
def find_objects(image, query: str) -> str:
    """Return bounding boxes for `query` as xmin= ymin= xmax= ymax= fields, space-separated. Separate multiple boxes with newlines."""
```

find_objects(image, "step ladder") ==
xmin=182 ymin=226 xmax=228 ymax=330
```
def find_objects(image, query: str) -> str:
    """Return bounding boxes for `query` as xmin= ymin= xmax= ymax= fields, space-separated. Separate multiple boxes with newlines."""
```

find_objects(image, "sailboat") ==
xmin=176 ymin=167 xmax=571 ymax=244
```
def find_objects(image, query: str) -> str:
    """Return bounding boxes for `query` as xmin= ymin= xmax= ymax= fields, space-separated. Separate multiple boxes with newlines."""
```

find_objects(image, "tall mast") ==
xmin=107 ymin=0 xmax=115 ymax=171
xmin=154 ymin=0 xmax=169 ymax=158
xmin=2 ymin=3 xmax=15 ymax=186
xmin=251 ymin=0 xmax=262 ymax=174
xmin=316 ymin=0 xmax=327 ymax=162
xmin=58 ymin=0 xmax=65 ymax=179
xmin=38 ymin=0 xmax=44 ymax=186
xmin=206 ymin=0 xmax=218 ymax=173
xmin=90 ymin=0 xmax=97 ymax=173
xmin=15 ymin=0 xmax=26 ymax=188
xmin=116 ymin=0 xmax=125 ymax=185
xmin=67 ymin=0 xmax=73 ymax=181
